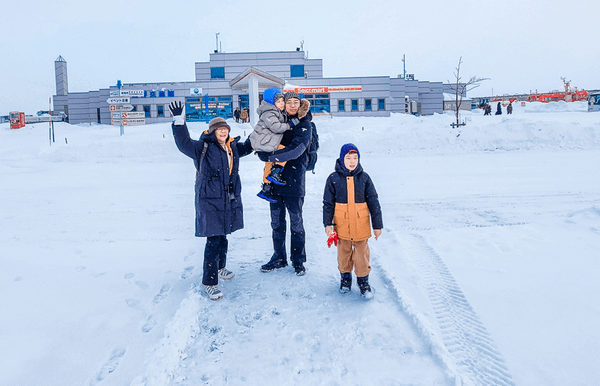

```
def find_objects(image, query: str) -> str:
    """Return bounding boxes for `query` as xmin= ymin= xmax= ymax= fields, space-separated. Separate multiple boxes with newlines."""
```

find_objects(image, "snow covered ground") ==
xmin=1 ymin=101 xmax=599 ymax=385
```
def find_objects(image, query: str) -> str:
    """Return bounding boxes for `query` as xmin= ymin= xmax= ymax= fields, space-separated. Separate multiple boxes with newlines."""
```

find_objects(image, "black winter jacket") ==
xmin=173 ymin=123 xmax=252 ymax=237
xmin=323 ymin=159 xmax=383 ymax=231
xmin=258 ymin=101 xmax=312 ymax=197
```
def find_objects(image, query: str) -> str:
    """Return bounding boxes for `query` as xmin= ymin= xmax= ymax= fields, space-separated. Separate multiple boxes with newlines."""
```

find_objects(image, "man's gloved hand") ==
xmin=169 ymin=101 xmax=185 ymax=126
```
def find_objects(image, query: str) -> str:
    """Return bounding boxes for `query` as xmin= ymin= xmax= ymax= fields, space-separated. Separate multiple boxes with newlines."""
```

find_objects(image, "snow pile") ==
xmin=1 ymin=101 xmax=599 ymax=386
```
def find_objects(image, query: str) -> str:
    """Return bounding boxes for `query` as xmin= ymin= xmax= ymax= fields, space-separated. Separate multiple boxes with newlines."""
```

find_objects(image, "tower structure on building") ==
xmin=55 ymin=55 xmax=68 ymax=96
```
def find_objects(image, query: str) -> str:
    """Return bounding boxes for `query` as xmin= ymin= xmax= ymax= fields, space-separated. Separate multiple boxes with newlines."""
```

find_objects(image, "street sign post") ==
xmin=109 ymin=81 xmax=145 ymax=135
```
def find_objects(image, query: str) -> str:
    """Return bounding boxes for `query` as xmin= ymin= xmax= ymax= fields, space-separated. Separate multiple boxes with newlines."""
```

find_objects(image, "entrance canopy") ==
xmin=229 ymin=67 xmax=285 ymax=127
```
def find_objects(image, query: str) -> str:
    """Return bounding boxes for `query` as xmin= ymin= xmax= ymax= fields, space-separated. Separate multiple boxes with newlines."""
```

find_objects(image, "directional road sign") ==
xmin=109 ymin=104 xmax=134 ymax=112
xmin=107 ymin=97 xmax=130 ymax=104
xmin=111 ymin=111 xmax=144 ymax=119
xmin=122 ymin=118 xmax=145 ymax=126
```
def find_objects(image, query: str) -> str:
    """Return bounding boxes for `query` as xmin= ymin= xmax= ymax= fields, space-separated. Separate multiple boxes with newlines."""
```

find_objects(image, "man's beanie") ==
xmin=208 ymin=117 xmax=230 ymax=134
xmin=263 ymin=88 xmax=281 ymax=105
xmin=339 ymin=143 xmax=360 ymax=164
xmin=284 ymin=91 xmax=301 ymax=102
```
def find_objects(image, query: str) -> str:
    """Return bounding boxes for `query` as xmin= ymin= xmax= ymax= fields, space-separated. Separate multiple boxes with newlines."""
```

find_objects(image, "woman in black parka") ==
xmin=169 ymin=101 xmax=252 ymax=301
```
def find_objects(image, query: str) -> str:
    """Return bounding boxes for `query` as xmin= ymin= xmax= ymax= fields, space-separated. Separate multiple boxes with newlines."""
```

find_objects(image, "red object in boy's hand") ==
xmin=327 ymin=231 xmax=338 ymax=248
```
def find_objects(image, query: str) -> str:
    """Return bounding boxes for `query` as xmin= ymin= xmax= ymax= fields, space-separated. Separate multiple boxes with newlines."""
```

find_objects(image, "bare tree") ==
xmin=448 ymin=57 xmax=488 ymax=127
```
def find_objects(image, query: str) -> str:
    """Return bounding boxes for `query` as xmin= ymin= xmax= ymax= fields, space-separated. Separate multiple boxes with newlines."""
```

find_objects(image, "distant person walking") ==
xmin=234 ymin=107 xmax=241 ymax=123
xmin=507 ymin=102 xmax=513 ymax=114
xmin=495 ymin=102 xmax=502 ymax=115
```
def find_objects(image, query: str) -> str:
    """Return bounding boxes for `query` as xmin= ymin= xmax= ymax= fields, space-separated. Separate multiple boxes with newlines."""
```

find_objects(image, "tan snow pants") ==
xmin=337 ymin=238 xmax=371 ymax=277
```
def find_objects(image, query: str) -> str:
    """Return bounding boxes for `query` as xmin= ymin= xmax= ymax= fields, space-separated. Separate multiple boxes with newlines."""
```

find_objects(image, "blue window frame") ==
xmin=185 ymin=96 xmax=232 ymax=122
xmin=338 ymin=99 xmax=345 ymax=112
xmin=290 ymin=65 xmax=304 ymax=78
xmin=365 ymin=99 xmax=372 ymax=111
xmin=351 ymin=99 xmax=358 ymax=111
xmin=143 ymin=105 xmax=151 ymax=117
xmin=211 ymin=67 xmax=225 ymax=79
xmin=239 ymin=95 xmax=249 ymax=109
xmin=157 ymin=105 xmax=164 ymax=117
xmin=378 ymin=98 xmax=385 ymax=110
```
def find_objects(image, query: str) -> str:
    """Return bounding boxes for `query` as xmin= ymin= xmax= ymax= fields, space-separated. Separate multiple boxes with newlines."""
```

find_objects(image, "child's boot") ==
xmin=257 ymin=183 xmax=277 ymax=203
xmin=266 ymin=165 xmax=286 ymax=186
xmin=357 ymin=275 xmax=373 ymax=299
xmin=340 ymin=272 xmax=352 ymax=293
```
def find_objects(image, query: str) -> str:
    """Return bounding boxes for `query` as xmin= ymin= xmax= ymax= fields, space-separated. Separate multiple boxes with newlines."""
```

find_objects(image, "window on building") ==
xmin=351 ymin=99 xmax=358 ymax=111
xmin=143 ymin=105 xmax=151 ymax=117
xmin=290 ymin=65 xmax=305 ymax=78
xmin=168 ymin=90 xmax=175 ymax=97
xmin=338 ymin=99 xmax=345 ymax=112
xmin=157 ymin=105 xmax=165 ymax=117
xmin=378 ymin=98 xmax=385 ymax=110
xmin=239 ymin=95 xmax=249 ymax=110
xmin=365 ymin=99 xmax=372 ymax=111
xmin=302 ymin=93 xmax=330 ymax=113
xmin=211 ymin=67 xmax=225 ymax=79
xmin=185 ymin=96 xmax=233 ymax=122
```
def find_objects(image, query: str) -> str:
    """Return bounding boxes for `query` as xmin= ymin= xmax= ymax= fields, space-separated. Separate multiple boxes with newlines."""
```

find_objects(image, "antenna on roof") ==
xmin=215 ymin=33 xmax=220 ymax=53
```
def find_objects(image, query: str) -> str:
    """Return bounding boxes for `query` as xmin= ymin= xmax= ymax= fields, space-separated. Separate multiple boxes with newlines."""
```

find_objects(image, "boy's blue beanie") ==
xmin=339 ymin=143 xmax=360 ymax=164
xmin=263 ymin=88 xmax=282 ymax=105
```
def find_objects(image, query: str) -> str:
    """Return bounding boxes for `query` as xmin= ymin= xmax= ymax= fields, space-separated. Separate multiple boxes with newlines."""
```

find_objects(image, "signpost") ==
xmin=108 ymin=80 xmax=145 ymax=134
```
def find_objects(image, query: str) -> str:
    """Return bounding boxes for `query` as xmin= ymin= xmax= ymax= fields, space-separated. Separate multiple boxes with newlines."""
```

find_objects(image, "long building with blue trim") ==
xmin=52 ymin=50 xmax=445 ymax=125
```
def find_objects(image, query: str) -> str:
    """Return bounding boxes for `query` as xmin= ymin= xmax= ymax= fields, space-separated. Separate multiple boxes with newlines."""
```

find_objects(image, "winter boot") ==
xmin=293 ymin=262 xmax=306 ymax=276
xmin=357 ymin=275 xmax=373 ymax=299
xmin=261 ymin=258 xmax=288 ymax=273
xmin=257 ymin=183 xmax=277 ymax=203
xmin=218 ymin=268 xmax=235 ymax=280
xmin=266 ymin=165 xmax=286 ymax=186
xmin=204 ymin=284 xmax=223 ymax=301
xmin=339 ymin=272 xmax=352 ymax=293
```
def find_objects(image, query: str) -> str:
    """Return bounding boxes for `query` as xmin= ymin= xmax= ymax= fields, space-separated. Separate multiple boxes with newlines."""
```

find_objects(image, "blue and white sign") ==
xmin=190 ymin=88 xmax=203 ymax=96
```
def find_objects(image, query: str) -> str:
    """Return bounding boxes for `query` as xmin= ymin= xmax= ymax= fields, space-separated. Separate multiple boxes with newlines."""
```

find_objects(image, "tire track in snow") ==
xmin=400 ymin=233 xmax=516 ymax=386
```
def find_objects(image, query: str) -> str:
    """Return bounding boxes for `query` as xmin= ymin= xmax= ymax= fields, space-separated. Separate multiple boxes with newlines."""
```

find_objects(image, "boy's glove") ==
xmin=169 ymin=101 xmax=185 ymax=126
xmin=327 ymin=230 xmax=338 ymax=248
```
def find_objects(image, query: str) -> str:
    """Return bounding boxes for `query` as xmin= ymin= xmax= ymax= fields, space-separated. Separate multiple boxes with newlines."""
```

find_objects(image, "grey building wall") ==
xmin=54 ymin=50 xmax=446 ymax=124
xmin=195 ymin=51 xmax=323 ymax=82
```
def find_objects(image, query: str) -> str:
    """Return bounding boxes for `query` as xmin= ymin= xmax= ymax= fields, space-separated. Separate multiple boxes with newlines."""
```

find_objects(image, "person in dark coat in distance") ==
xmin=169 ymin=101 xmax=253 ymax=300
xmin=495 ymin=102 xmax=502 ymax=115
xmin=258 ymin=91 xmax=312 ymax=276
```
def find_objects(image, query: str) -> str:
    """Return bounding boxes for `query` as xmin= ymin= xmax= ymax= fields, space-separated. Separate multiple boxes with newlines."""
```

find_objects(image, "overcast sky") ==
xmin=2 ymin=0 xmax=599 ymax=115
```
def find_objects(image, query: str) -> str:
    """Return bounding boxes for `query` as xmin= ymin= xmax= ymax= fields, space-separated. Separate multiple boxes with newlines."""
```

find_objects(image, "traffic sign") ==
xmin=107 ymin=97 xmax=130 ymax=104
xmin=109 ymin=104 xmax=134 ymax=112
xmin=119 ymin=111 xmax=144 ymax=119
xmin=121 ymin=90 xmax=144 ymax=97
xmin=122 ymin=118 xmax=145 ymax=126
xmin=110 ymin=89 xmax=145 ymax=97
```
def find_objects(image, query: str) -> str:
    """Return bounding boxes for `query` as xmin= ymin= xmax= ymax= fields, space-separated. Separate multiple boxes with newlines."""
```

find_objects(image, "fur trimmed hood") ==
xmin=298 ymin=99 xmax=311 ymax=119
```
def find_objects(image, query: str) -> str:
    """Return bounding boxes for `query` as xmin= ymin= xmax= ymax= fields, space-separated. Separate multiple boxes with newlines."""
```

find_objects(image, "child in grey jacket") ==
xmin=249 ymin=88 xmax=296 ymax=202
